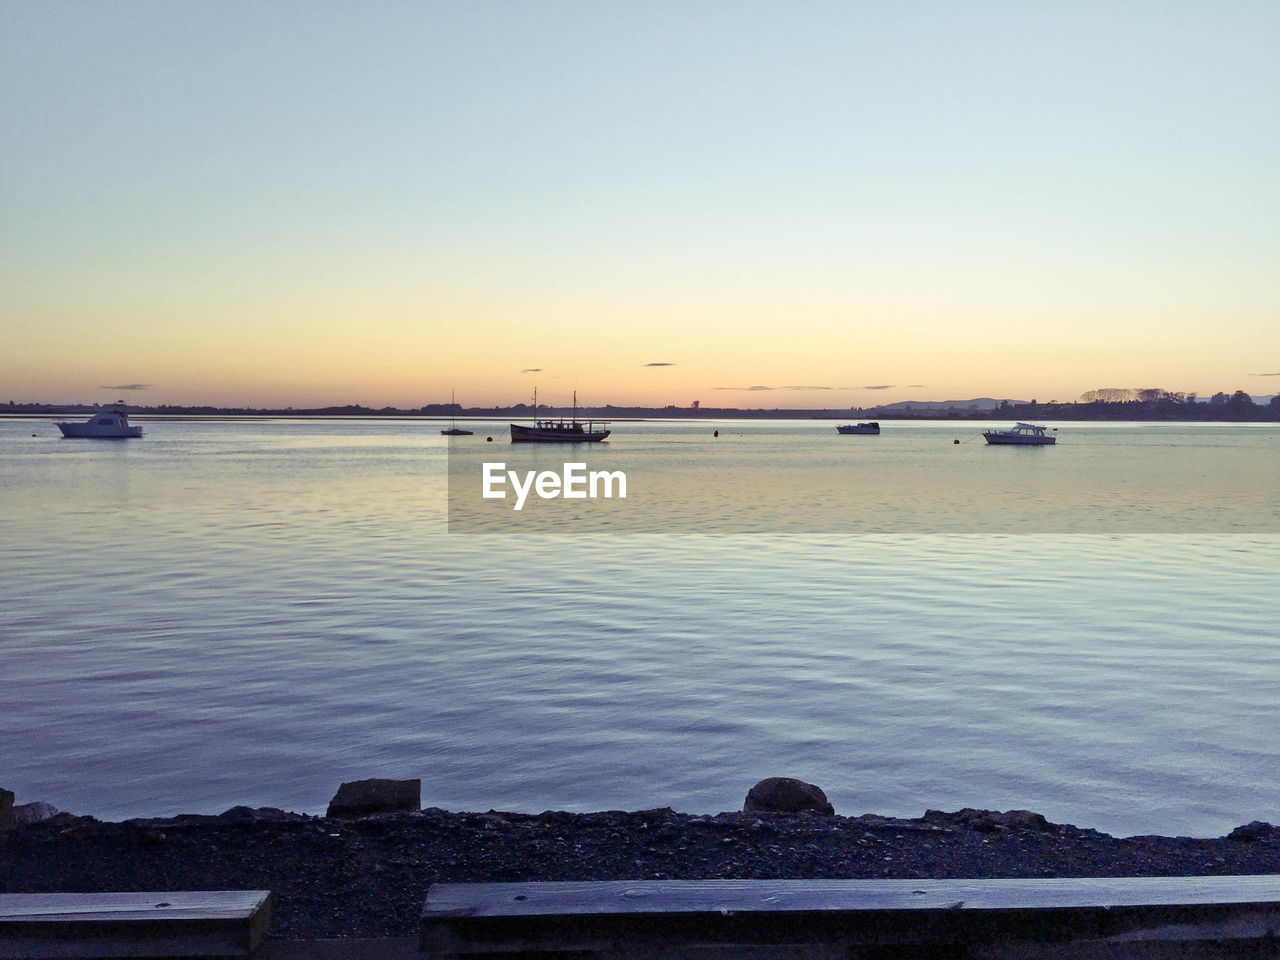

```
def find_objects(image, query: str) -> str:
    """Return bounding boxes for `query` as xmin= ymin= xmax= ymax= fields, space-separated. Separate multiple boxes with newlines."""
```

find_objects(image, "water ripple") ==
xmin=1 ymin=418 xmax=1277 ymax=835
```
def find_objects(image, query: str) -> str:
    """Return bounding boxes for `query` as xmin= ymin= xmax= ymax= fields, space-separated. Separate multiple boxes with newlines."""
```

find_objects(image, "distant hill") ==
xmin=868 ymin=397 xmax=1028 ymax=413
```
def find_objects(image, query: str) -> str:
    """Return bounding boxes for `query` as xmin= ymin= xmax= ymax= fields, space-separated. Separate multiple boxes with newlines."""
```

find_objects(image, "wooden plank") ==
xmin=0 ymin=890 xmax=271 ymax=958
xmin=423 ymin=877 xmax=1280 ymax=917
xmin=421 ymin=878 xmax=1280 ymax=959
xmin=0 ymin=891 xmax=270 ymax=922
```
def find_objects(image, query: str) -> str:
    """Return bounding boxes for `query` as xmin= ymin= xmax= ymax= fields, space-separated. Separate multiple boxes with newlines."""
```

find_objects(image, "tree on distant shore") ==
xmin=1069 ymin=386 xmax=1272 ymax=421
xmin=1227 ymin=390 xmax=1253 ymax=415
xmin=1080 ymin=388 xmax=1134 ymax=403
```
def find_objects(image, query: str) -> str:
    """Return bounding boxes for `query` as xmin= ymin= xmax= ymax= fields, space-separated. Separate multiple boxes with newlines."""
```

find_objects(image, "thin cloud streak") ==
xmin=644 ymin=362 xmax=676 ymax=367
xmin=713 ymin=384 xmax=838 ymax=392
xmin=99 ymin=383 xmax=149 ymax=390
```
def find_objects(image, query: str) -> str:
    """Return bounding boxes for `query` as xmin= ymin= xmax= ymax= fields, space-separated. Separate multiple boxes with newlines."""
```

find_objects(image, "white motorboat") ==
xmin=982 ymin=422 xmax=1055 ymax=445
xmin=56 ymin=408 xmax=143 ymax=439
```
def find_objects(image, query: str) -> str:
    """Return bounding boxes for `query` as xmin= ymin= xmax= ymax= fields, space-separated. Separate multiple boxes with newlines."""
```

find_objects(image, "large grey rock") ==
xmin=326 ymin=778 xmax=421 ymax=818
xmin=999 ymin=809 xmax=1054 ymax=833
xmin=1228 ymin=821 xmax=1277 ymax=843
xmin=950 ymin=808 xmax=1056 ymax=834
xmin=743 ymin=777 xmax=834 ymax=816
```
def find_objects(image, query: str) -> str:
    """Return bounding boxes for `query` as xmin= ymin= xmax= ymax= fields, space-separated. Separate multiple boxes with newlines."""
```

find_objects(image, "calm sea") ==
xmin=2 ymin=415 xmax=1277 ymax=837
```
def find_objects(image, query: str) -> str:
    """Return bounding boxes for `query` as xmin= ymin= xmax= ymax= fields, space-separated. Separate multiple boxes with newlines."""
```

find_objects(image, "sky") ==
xmin=2 ymin=1 xmax=1277 ymax=409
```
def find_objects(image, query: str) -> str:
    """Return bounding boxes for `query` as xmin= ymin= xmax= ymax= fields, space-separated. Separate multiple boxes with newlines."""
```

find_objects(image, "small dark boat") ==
xmin=837 ymin=421 xmax=880 ymax=435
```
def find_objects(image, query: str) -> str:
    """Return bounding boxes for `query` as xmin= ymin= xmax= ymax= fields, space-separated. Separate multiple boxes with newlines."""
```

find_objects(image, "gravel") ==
xmin=3 ymin=807 xmax=1278 ymax=940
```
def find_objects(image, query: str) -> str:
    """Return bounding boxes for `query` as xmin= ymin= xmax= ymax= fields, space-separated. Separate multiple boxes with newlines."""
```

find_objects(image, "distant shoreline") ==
xmin=4 ymin=402 xmax=1278 ymax=423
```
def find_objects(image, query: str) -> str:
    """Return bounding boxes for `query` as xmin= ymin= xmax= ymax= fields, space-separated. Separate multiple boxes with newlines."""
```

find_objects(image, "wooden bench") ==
xmin=0 ymin=890 xmax=271 ymax=959
xmin=420 ymin=877 xmax=1280 ymax=959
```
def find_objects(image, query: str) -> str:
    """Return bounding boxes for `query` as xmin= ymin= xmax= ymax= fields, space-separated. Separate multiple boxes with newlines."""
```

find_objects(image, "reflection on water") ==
xmin=449 ymin=420 xmax=1280 ymax=532
xmin=1 ymin=416 xmax=1278 ymax=835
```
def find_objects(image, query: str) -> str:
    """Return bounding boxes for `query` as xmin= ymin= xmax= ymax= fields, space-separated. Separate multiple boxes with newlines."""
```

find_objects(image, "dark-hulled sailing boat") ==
xmin=510 ymin=389 xmax=609 ymax=443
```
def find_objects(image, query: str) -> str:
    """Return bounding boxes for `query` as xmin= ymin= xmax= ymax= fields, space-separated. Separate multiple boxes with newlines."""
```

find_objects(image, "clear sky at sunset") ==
xmin=2 ymin=1 xmax=1277 ymax=409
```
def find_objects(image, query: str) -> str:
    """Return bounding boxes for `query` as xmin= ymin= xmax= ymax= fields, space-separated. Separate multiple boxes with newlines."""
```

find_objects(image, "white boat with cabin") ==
xmin=56 ymin=408 xmax=143 ymax=439
xmin=982 ymin=422 xmax=1055 ymax=445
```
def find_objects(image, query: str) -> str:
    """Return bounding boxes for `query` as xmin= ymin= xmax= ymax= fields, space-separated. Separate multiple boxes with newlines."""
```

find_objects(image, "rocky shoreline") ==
xmin=4 ymin=800 xmax=1279 ymax=940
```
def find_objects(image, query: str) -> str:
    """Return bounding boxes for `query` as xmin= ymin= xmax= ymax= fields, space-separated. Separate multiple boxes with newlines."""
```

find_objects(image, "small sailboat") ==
xmin=441 ymin=391 xmax=473 ymax=436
